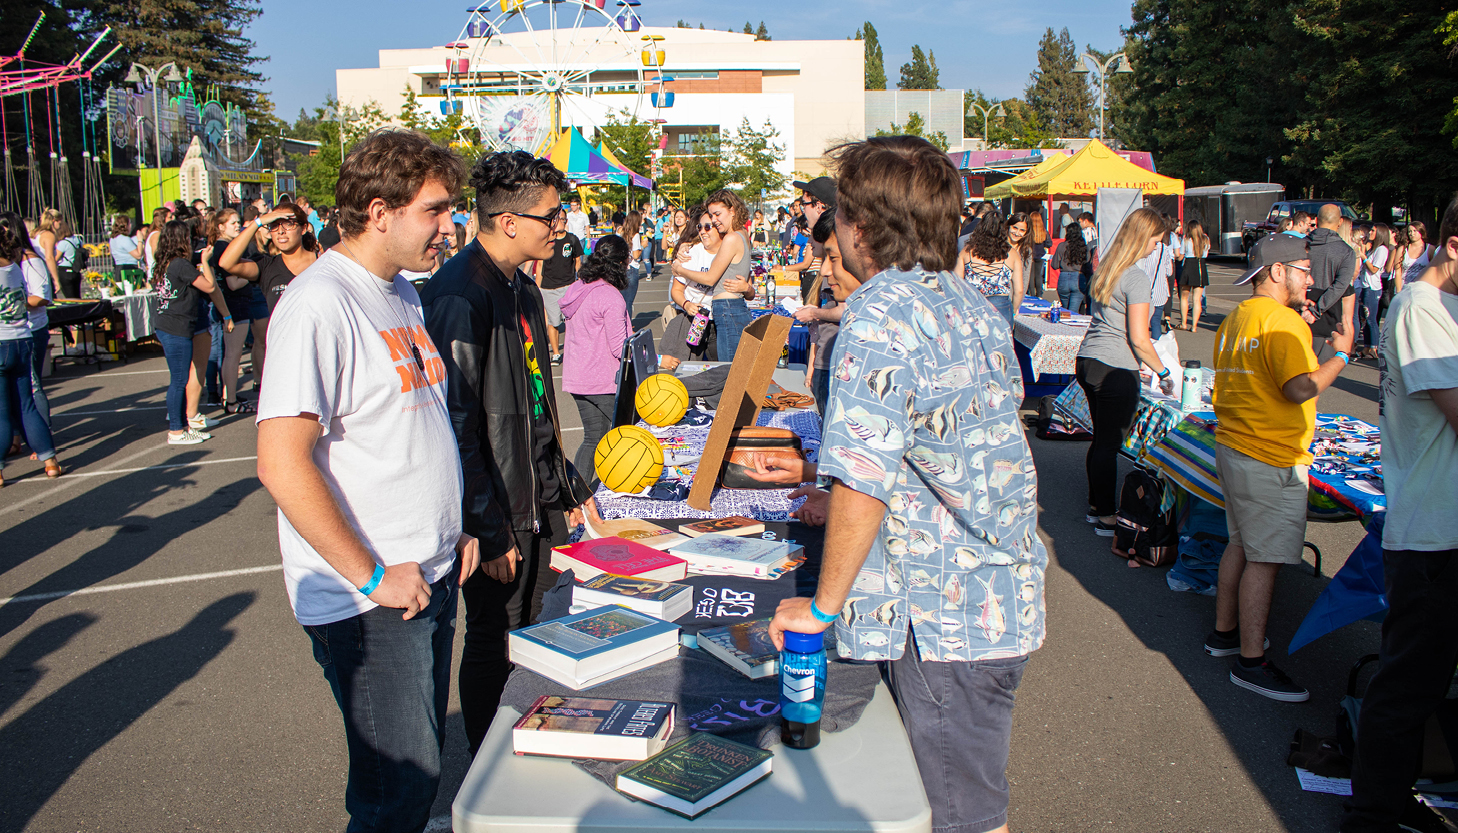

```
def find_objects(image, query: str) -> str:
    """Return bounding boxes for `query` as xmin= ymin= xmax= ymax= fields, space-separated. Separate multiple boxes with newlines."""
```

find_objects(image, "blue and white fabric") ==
xmin=818 ymin=264 xmax=1047 ymax=663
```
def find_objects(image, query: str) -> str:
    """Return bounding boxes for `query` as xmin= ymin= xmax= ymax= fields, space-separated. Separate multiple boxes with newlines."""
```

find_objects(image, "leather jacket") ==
xmin=421 ymin=239 xmax=592 ymax=560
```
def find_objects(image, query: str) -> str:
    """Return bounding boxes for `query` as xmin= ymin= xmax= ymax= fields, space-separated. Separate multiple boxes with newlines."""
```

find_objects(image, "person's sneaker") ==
xmin=1230 ymin=659 xmax=1309 ymax=702
xmin=1085 ymin=513 xmax=1100 ymax=524
xmin=550 ymin=352 xmax=563 ymax=365
xmin=1203 ymin=630 xmax=1270 ymax=657
xmin=1093 ymin=519 xmax=1117 ymax=537
xmin=189 ymin=413 xmax=220 ymax=430
xmin=168 ymin=429 xmax=208 ymax=446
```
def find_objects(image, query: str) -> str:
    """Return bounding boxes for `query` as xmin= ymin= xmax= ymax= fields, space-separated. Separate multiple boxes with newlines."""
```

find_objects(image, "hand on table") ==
xmin=789 ymin=485 xmax=829 ymax=527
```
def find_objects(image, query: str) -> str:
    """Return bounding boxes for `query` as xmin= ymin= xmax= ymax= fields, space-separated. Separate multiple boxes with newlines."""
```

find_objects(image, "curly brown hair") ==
xmin=963 ymin=211 xmax=1011 ymax=263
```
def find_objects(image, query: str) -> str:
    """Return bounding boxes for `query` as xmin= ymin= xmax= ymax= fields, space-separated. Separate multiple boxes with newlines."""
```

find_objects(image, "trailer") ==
xmin=1182 ymin=183 xmax=1283 ymax=257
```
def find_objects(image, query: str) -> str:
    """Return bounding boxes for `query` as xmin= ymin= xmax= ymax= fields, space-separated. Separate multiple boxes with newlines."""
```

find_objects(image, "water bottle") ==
xmin=685 ymin=307 xmax=709 ymax=347
xmin=767 ymin=278 xmax=777 ymax=307
xmin=779 ymin=630 xmax=827 ymax=749
xmin=1181 ymin=360 xmax=1203 ymax=411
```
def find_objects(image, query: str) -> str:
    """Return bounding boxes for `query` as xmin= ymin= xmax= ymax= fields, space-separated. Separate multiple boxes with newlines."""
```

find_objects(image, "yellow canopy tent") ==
xmin=982 ymin=152 xmax=1072 ymax=200
xmin=999 ymin=139 xmax=1184 ymax=198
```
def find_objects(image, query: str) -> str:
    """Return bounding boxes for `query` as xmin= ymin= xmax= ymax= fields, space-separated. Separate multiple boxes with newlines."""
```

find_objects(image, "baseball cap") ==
xmin=1236 ymin=233 xmax=1310 ymax=285
xmin=792 ymin=176 xmax=837 ymax=209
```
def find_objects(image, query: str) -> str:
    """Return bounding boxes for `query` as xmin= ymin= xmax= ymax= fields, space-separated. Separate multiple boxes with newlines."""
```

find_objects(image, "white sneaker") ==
xmin=189 ymin=413 xmax=220 ymax=430
xmin=168 ymin=429 xmax=208 ymax=445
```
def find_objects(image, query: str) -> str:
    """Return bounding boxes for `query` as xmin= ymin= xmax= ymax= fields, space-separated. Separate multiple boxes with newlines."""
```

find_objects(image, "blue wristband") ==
xmin=1334 ymin=351 xmax=1349 ymax=365
xmin=810 ymin=599 xmax=838 ymax=624
xmin=357 ymin=563 xmax=385 ymax=596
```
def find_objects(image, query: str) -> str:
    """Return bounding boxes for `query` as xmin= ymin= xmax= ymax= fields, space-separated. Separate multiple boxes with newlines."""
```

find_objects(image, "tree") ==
xmin=898 ymin=45 xmax=940 ymax=90
xmin=663 ymin=134 xmax=725 ymax=209
xmin=1024 ymin=28 xmax=1092 ymax=138
xmin=963 ymin=91 xmax=1059 ymax=149
xmin=290 ymin=96 xmax=390 ymax=206
xmin=852 ymin=22 xmax=887 ymax=90
xmin=724 ymin=118 xmax=789 ymax=203
xmin=756 ymin=22 xmax=771 ymax=41
xmin=1445 ymin=11 xmax=1458 ymax=148
xmin=873 ymin=112 xmax=949 ymax=152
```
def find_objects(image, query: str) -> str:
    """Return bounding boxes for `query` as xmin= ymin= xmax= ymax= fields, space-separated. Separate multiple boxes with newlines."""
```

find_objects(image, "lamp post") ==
xmin=125 ymin=61 xmax=184 ymax=211
xmin=1072 ymin=52 xmax=1132 ymax=142
xmin=1266 ymin=157 xmax=1274 ymax=183
xmin=966 ymin=100 xmax=1006 ymax=147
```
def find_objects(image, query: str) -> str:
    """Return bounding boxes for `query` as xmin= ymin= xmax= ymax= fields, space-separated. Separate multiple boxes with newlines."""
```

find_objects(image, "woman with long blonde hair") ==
xmin=1177 ymin=220 xmax=1211 ymax=331
xmin=1075 ymin=207 xmax=1174 ymax=534
xmin=28 ymin=209 xmax=63 ymax=296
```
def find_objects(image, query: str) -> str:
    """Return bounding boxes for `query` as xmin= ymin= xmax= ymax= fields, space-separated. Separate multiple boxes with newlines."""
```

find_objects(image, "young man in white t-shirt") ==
xmin=1343 ymin=199 xmax=1458 ymax=833
xmin=255 ymin=130 xmax=480 ymax=833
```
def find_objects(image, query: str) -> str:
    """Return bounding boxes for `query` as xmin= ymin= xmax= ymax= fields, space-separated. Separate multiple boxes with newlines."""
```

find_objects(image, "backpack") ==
xmin=1112 ymin=469 xmax=1178 ymax=567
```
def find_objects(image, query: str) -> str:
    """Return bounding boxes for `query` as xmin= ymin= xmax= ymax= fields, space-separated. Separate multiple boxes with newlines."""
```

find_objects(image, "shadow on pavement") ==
xmin=0 ymin=612 xmax=96 ymax=719
xmin=0 ymin=592 xmax=253 ymax=833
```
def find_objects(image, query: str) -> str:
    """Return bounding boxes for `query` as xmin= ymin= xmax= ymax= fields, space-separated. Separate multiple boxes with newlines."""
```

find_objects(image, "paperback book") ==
xmin=551 ymin=537 xmax=689 ymax=582
xmin=696 ymin=617 xmax=779 ymax=679
xmin=513 ymin=696 xmax=675 ymax=761
xmin=584 ymin=515 xmax=690 ymax=550
xmin=677 ymin=516 xmax=766 ymax=538
xmin=616 ymin=733 xmax=773 ymax=819
xmin=571 ymin=574 xmax=694 ymax=621
xmin=668 ymin=533 xmax=804 ymax=578
xmin=509 ymin=607 xmax=681 ymax=690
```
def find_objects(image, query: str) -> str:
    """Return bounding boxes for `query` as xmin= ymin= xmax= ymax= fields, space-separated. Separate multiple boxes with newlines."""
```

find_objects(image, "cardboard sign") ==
xmin=686 ymin=314 xmax=791 ymax=511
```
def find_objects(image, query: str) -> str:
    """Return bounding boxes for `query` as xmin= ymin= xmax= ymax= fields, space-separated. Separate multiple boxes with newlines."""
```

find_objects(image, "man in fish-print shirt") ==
xmin=771 ymin=137 xmax=1046 ymax=833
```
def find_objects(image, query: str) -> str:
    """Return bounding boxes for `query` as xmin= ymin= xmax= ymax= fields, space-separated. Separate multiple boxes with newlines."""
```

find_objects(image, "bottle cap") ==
xmin=783 ymin=630 xmax=824 ymax=653
xmin=1184 ymin=360 xmax=1201 ymax=369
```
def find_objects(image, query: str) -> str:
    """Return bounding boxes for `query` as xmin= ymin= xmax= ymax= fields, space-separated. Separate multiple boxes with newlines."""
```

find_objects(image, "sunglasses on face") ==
xmin=698 ymin=223 xmax=714 ymax=231
xmin=267 ymin=218 xmax=301 ymax=231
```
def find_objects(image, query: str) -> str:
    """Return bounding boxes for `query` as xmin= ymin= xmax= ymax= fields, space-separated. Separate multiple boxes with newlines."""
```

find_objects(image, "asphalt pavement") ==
xmin=0 ymin=259 xmax=1385 ymax=832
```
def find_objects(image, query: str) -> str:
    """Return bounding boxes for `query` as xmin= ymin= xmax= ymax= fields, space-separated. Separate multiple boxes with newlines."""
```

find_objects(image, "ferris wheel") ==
xmin=444 ymin=0 xmax=649 ymax=154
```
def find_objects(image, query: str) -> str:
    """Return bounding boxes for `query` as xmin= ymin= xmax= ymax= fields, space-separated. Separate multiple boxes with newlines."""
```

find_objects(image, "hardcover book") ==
xmin=512 ymin=696 xmax=675 ymax=761
xmin=677 ymin=516 xmax=766 ymax=538
xmin=550 ymin=537 xmax=689 ymax=582
xmin=509 ymin=607 xmax=681 ymax=690
xmin=572 ymin=574 xmax=694 ymax=621
xmin=616 ymin=733 xmax=774 ymax=818
xmin=667 ymin=534 xmax=804 ymax=578
xmin=585 ymin=516 xmax=690 ymax=550
xmin=696 ymin=618 xmax=779 ymax=679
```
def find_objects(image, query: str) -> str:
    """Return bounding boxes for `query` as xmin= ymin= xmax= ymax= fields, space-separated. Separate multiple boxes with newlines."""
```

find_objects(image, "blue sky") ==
xmin=248 ymin=0 xmax=1135 ymax=122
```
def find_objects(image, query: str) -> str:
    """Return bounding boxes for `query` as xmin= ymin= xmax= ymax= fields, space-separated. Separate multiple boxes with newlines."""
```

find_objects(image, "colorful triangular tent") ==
xmin=539 ymin=128 xmax=653 ymax=189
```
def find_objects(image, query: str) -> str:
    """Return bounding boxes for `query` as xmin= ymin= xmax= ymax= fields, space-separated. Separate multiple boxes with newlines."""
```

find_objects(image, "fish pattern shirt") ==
xmin=818 ymin=264 xmax=1048 ymax=663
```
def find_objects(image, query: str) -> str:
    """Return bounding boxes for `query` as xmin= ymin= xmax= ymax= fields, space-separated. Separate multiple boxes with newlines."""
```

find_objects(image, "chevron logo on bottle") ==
xmin=782 ymin=667 xmax=817 ymax=703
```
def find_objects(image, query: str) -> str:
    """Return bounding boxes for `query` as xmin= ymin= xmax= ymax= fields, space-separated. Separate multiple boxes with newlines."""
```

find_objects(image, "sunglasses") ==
xmin=698 ymin=223 xmax=714 ymax=231
xmin=266 ymin=218 xmax=301 ymax=231
xmin=487 ymin=205 xmax=565 ymax=228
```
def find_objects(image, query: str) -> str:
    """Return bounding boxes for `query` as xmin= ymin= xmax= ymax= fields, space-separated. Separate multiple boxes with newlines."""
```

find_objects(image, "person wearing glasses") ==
xmin=218 ymin=203 xmax=320 ymax=386
xmin=421 ymin=151 xmax=600 ymax=756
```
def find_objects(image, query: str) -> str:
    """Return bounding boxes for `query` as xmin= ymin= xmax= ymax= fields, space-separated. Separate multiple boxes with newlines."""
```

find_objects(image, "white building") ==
xmin=864 ymin=89 xmax=970 ymax=151
xmin=335 ymin=23 xmax=865 ymax=182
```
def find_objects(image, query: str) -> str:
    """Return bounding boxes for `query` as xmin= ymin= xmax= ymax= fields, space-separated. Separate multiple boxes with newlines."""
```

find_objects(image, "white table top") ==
xmin=452 ymin=683 xmax=931 ymax=833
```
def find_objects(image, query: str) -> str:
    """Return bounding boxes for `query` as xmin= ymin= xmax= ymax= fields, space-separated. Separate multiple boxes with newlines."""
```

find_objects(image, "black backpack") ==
xmin=1112 ymin=469 xmax=1178 ymax=567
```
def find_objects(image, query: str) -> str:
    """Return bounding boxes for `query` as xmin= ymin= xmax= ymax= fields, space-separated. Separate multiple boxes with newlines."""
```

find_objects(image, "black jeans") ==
xmin=459 ymin=505 xmax=566 ymax=756
xmin=1342 ymin=547 xmax=1458 ymax=832
xmin=572 ymin=393 xmax=615 ymax=482
xmin=1075 ymin=357 xmax=1141 ymax=516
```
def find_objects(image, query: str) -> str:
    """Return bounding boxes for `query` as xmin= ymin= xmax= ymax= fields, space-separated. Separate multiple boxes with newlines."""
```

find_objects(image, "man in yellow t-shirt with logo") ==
xmin=1204 ymin=233 xmax=1354 ymax=703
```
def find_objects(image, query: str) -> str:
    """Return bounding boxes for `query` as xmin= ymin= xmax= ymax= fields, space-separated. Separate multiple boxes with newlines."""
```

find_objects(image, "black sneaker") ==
xmin=1093 ymin=520 xmax=1117 ymax=537
xmin=1203 ymin=630 xmax=1270 ymax=657
xmin=1230 ymin=659 xmax=1309 ymax=702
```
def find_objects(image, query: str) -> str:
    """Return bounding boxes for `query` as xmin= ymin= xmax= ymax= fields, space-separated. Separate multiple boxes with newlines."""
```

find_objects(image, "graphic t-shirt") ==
xmin=256 ymin=250 xmax=463 ymax=626
xmin=1213 ymin=296 xmax=1320 ymax=468
xmin=21 ymin=256 xmax=51 ymax=332
xmin=254 ymin=252 xmax=302 ymax=315
xmin=540 ymin=233 xmax=581 ymax=290
xmin=1379 ymin=282 xmax=1458 ymax=551
xmin=520 ymin=307 xmax=561 ymax=502
xmin=210 ymin=240 xmax=254 ymax=320
xmin=0 ymin=262 xmax=29 ymax=340
xmin=157 ymin=257 xmax=203 ymax=338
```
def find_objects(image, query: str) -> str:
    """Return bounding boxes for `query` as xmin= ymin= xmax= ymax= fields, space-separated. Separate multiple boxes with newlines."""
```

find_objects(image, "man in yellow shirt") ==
xmin=1204 ymin=233 xmax=1354 ymax=702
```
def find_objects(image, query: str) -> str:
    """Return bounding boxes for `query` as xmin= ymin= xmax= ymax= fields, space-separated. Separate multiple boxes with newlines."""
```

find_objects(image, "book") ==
xmin=509 ymin=607 xmax=681 ymax=690
xmin=616 ymin=732 xmax=773 ymax=819
xmin=584 ymin=515 xmax=690 ymax=550
xmin=550 ymin=537 xmax=689 ymax=582
xmin=572 ymin=574 xmax=694 ymax=621
xmin=512 ymin=695 xmax=675 ymax=761
xmin=697 ymin=618 xmax=779 ymax=679
xmin=667 ymin=534 xmax=804 ymax=579
xmin=677 ymin=516 xmax=766 ymax=538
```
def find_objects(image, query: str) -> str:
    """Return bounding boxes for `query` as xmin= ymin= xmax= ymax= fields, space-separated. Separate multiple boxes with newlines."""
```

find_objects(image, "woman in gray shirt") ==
xmin=1075 ymin=207 xmax=1174 ymax=535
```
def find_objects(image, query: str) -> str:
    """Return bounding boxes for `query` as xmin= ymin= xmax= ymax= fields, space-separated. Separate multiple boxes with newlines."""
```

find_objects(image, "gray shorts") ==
xmin=883 ymin=634 xmax=1029 ymax=833
xmin=1216 ymin=444 xmax=1309 ymax=564
xmin=540 ymin=284 xmax=569 ymax=328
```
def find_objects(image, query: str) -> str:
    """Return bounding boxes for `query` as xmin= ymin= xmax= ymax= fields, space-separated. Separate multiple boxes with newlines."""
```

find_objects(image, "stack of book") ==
xmin=616 ymin=733 xmax=774 ymax=818
xmin=571 ymin=574 xmax=695 ymax=621
xmin=677 ymin=516 xmax=766 ymax=538
xmin=512 ymin=696 xmax=675 ymax=761
xmin=550 ymin=537 xmax=688 ymax=582
xmin=668 ymin=534 xmax=805 ymax=579
xmin=584 ymin=516 xmax=689 ymax=550
xmin=696 ymin=618 xmax=779 ymax=679
xmin=508 ymin=607 xmax=681 ymax=690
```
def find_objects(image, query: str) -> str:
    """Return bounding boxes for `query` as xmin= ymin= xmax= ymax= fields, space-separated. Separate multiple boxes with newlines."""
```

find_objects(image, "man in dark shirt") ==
xmin=536 ymin=231 xmax=581 ymax=364
xmin=1304 ymin=204 xmax=1357 ymax=360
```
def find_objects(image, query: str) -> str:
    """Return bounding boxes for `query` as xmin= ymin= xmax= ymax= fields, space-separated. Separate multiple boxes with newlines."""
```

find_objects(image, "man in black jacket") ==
xmin=421 ymin=151 xmax=599 ymax=755
xmin=1303 ymin=204 xmax=1357 ymax=360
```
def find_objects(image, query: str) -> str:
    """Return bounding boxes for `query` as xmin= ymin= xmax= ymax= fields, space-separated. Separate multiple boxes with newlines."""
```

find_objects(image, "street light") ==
xmin=1266 ymin=157 xmax=1274 ymax=183
xmin=966 ymin=101 xmax=1006 ymax=146
xmin=126 ymin=61 xmax=184 ymax=209
xmin=1072 ymin=52 xmax=1132 ymax=142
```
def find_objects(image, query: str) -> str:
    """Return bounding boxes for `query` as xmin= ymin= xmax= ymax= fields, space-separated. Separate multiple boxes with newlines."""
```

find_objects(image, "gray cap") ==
xmin=1236 ymin=233 xmax=1311 ymax=285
